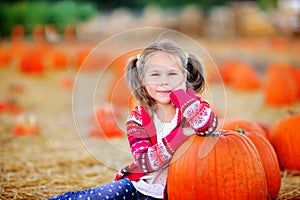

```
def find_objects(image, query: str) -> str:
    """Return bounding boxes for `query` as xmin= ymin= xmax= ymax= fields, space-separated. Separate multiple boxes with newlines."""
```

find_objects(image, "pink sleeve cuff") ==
xmin=163 ymin=126 xmax=189 ymax=153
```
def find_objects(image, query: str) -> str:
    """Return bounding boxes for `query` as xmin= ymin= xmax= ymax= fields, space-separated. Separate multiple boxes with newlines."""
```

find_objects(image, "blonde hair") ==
xmin=126 ymin=39 xmax=205 ymax=111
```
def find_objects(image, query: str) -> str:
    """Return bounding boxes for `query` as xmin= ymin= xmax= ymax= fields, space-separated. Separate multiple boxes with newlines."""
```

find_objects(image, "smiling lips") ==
xmin=157 ymin=90 xmax=171 ymax=95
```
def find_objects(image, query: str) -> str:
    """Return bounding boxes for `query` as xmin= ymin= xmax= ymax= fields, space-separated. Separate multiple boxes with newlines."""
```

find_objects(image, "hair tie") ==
xmin=184 ymin=52 xmax=189 ymax=65
xmin=184 ymin=52 xmax=189 ymax=59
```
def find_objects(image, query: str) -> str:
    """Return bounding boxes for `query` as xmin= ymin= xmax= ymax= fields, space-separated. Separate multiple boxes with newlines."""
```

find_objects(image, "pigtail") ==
xmin=125 ymin=56 xmax=155 ymax=111
xmin=126 ymin=56 xmax=140 ymax=101
xmin=186 ymin=53 xmax=205 ymax=93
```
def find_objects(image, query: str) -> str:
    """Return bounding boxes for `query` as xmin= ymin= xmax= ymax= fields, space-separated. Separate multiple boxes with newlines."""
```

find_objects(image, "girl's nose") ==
xmin=158 ymin=75 xmax=169 ymax=86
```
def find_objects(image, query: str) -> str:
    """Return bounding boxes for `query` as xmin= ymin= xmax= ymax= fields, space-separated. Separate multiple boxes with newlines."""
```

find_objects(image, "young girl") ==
xmin=49 ymin=39 xmax=218 ymax=200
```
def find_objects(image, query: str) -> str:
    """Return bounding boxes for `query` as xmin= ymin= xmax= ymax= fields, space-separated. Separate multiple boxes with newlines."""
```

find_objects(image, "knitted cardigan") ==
xmin=115 ymin=95 xmax=218 ymax=182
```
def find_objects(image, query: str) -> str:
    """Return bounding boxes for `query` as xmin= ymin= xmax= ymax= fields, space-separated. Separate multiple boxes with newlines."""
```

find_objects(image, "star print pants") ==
xmin=48 ymin=178 xmax=162 ymax=200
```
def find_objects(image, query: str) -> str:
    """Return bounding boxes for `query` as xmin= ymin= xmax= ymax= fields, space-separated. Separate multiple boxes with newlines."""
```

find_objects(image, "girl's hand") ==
xmin=169 ymin=89 xmax=197 ymax=110
xmin=182 ymin=127 xmax=195 ymax=136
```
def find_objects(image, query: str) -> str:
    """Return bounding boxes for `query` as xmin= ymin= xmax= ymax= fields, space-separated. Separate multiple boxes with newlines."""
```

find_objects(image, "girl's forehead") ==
xmin=145 ymin=51 xmax=182 ymax=70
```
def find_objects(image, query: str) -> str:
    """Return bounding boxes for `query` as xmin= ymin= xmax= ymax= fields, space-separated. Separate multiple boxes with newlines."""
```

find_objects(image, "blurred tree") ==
xmin=257 ymin=0 xmax=277 ymax=10
xmin=0 ymin=0 xmax=272 ymax=37
xmin=0 ymin=0 xmax=97 ymax=37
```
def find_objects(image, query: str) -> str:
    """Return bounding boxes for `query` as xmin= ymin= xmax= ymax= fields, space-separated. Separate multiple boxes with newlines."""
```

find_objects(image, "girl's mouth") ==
xmin=157 ymin=90 xmax=171 ymax=95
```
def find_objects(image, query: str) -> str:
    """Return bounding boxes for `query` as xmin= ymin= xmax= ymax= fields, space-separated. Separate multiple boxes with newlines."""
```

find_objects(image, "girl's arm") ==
xmin=170 ymin=88 xmax=218 ymax=135
xmin=126 ymin=107 xmax=188 ymax=173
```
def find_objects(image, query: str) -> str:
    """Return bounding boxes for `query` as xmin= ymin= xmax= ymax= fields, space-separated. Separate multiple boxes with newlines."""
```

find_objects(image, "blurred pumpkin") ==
xmin=219 ymin=60 xmax=261 ymax=90
xmin=107 ymin=50 xmax=141 ymax=109
xmin=76 ymin=48 xmax=111 ymax=71
xmin=19 ymin=49 xmax=44 ymax=74
xmin=167 ymin=131 xmax=268 ymax=200
xmin=107 ymin=72 xmax=134 ymax=110
xmin=76 ymin=48 xmax=90 ymax=69
xmin=0 ymin=100 xmax=22 ymax=114
xmin=289 ymin=66 xmax=300 ymax=99
xmin=270 ymin=37 xmax=288 ymax=52
xmin=89 ymin=106 xmax=123 ymax=138
xmin=270 ymin=114 xmax=300 ymax=170
xmin=264 ymin=63 xmax=297 ymax=106
xmin=0 ymin=47 xmax=11 ymax=67
xmin=13 ymin=114 xmax=39 ymax=136
xmin=108 ymin=49 xmax=142 ymax=73
xmin=50 ymin=50 xmax=68 ymax=69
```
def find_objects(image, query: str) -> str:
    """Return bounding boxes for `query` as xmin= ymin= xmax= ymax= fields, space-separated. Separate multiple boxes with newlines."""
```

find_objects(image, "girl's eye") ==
xmin=169 ymin=72 xmax=177 ymax=76
xmin=151 ymin=73 xmax=159 ymax=77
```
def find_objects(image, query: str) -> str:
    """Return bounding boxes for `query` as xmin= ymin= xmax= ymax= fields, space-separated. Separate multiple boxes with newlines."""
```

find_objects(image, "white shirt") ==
xmin=132 ymin=109 xmax=179 ymax=198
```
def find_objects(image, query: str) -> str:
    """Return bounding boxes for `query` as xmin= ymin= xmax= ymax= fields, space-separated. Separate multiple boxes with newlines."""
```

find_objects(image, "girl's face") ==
xmin=142 ymin=51 xmax=187 ymax=105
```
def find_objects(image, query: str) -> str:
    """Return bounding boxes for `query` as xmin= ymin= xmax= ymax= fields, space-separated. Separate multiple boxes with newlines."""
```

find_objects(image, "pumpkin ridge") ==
xmin=214 ymin=140 xmax=219 ymax=200
xmin=225 ymin=136 xmax=237 ymax=199
xmin=227 ymin=134 xmax=249 ymax=199
xmin=216 ymin=135 xmax=232 ymax=199
xmin=236 ymin=133 xmax=267 ymax=199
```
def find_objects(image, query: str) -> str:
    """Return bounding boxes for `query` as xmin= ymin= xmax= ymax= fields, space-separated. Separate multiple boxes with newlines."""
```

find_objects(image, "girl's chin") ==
xmin=155 ymin=99 xmax=172 ymax=105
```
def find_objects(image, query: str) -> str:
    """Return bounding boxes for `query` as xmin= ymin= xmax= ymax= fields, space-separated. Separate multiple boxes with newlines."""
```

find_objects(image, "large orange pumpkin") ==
xmin=167 ymin=131 xmax=268 ymax=200
xmin=264 ymin=63 xmax=297 ymax=106
xmin=270 ymin=114 xmax=300 ymax=170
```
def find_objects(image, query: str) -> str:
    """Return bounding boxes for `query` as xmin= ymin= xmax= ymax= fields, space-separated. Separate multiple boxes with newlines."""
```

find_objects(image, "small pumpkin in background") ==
xmin=270 ymin=114 xmax=300 ymax=170
xmin=108 ymin=49 xmax=142 ymax=73
xmin=19 ymin=49 xmax=44 ymax=75
xmin=50 ymin=50 xmax=68 ymax=70
xmin=76 ymin=48 xmax=90 ymax=69
xmin=0 ymin=47 xmax=11 ymax=67
xmin=264 ymin=63 xmax=298 ymax=106
xmin=75 ymin=47 xmax=109 ymax=70
xmin=88 ymin=106 xmax=123 ymax=139
xmin=107 ymin=50 xmax=142 ymax=110
xmin=270 ymin=37 xmax=288 ymax=52
xmin=168 ymin=131 xmax=268 ymax=200
xmin=219 ymin=60 xmax=261 ymax=91
xmin=107 ymin=72 xmax=134 ymax=110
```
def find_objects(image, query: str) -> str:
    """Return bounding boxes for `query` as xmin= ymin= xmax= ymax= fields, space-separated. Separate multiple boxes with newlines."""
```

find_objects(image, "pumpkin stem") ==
xmin=235 ymin=124 xmax=245 ymax=134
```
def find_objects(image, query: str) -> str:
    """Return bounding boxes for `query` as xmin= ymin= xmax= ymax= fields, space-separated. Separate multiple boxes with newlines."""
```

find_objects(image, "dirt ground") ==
xmin=1 ymin=37 xmax=300 ymax=199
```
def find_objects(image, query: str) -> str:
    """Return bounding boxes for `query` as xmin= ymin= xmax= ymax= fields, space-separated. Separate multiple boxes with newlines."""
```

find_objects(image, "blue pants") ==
xmin=48 ymin=178 xmax=162 ymax=200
